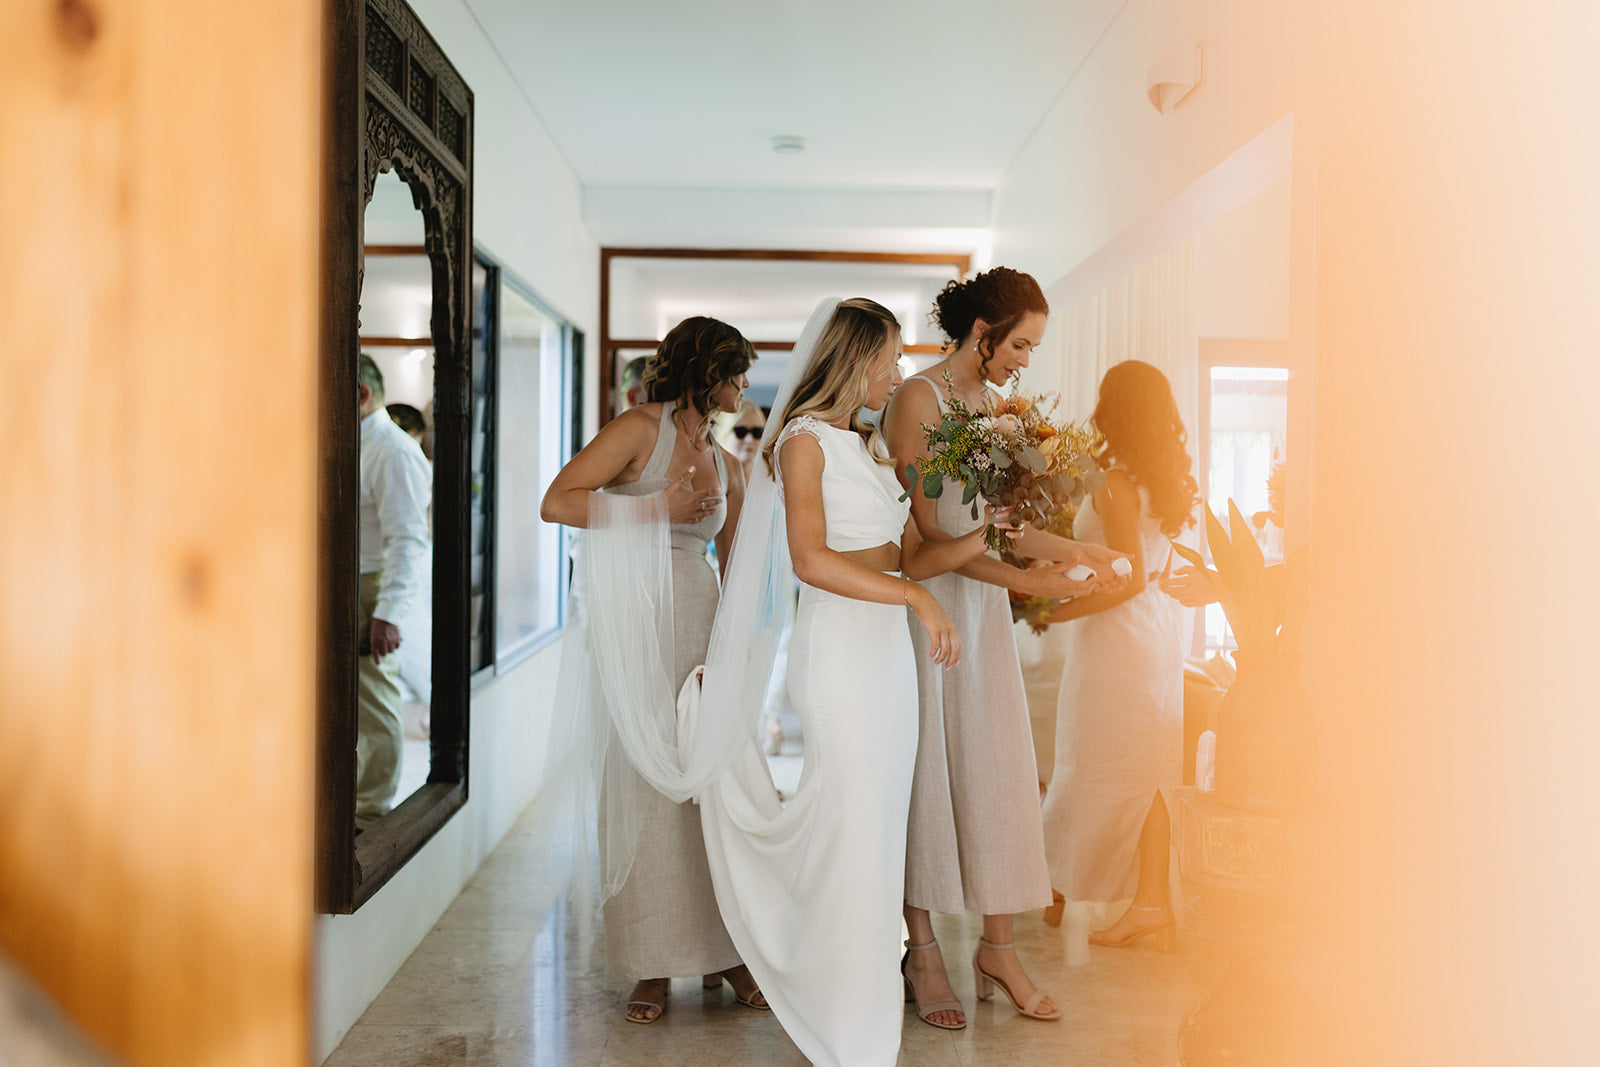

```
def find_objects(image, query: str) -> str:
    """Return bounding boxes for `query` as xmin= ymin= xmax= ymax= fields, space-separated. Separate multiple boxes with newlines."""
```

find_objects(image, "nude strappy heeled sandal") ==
xmin=902 ymin=939 xmax=966 ymax=1031
xmin=972 ymin=938 xmax=1060 ymax=1021
xmin=702 ymin=969 xmax=771 ymax=1010
xmin=1088 ymin=903 xmax=1176 ymax=952
xmin=624 ymin=980 xmax=669 ymax=1024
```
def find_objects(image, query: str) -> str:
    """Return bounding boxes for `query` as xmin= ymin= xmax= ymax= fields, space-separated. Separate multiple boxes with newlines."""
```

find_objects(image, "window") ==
xmin=1198 ymin=354 xmax=1288 ymax=656
xmin=492 ymin=270 xmax=573 ymax=668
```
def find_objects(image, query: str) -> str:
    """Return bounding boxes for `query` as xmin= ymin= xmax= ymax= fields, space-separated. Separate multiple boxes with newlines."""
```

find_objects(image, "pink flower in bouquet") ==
xmin=994 ymin=413 xmax=1022 ymax=437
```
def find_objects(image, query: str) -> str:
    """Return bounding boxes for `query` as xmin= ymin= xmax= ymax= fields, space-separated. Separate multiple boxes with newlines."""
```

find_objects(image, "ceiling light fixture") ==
xmin=772 ymin=135 xmax=806 ymax=155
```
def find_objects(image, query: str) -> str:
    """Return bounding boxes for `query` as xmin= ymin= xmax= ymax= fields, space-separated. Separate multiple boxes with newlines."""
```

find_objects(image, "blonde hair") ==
xmin=712 ymin=399 xmax=765 ymax=449
xmin=762 ymin=298 xmax=899 ymax=476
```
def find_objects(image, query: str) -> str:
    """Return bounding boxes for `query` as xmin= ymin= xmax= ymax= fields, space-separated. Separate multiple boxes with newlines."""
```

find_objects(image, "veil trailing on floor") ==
xmin=674 ymin=296 xmax=843 ymax=808
xmin=539 ymin=298 xmax=842 ymax=903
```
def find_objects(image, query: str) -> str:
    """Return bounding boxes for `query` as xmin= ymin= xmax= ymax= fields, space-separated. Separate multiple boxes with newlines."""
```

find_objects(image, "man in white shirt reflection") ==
xmin=356 ymin=354 xmax=432 ymax=830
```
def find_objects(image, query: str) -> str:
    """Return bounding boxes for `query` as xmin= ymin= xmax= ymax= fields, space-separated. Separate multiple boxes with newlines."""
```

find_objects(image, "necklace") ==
xmin=673 ymin=406 xmax=712 ymax=452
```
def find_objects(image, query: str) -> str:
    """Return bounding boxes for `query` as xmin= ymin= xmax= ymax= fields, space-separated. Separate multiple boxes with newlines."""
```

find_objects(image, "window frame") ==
xmin=490 ymin=265 xmax=576 ymax=672
xmin=1195 ymin=338 xmax=1291 ymax=658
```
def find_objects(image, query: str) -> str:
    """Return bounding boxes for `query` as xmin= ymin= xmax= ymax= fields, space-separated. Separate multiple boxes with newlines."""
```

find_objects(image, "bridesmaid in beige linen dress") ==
xmin=882 ymin=268 xmax=1129 ymax=1028
xmin=540 ymin=317 xmax=768 ymax=1024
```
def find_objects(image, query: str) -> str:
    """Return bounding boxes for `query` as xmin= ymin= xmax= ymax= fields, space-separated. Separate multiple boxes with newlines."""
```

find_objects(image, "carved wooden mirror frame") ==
xmin=318 ymin=0 xmax=474 ymax=912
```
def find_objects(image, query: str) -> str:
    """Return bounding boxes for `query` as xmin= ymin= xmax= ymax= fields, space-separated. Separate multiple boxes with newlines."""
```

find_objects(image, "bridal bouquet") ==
xmin=903 ymin=375 xmax=1102 ymax=551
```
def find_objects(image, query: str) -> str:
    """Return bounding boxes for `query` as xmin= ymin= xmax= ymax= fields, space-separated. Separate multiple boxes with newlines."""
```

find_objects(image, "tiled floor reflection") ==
xmin=326 ymin=799 xmax=1225 ymax=1066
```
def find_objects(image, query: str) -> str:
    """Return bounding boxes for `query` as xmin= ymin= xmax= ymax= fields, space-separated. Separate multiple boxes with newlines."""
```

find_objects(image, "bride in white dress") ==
xmin=690 ymin=298 xmax=1017 ymax=1066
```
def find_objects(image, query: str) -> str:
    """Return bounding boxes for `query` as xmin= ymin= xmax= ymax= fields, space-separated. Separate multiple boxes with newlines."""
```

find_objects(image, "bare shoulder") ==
xmin=891 ymin=374 xmax=941 ymax=416
xmin=884 ymin=374 xmax=939 ymax=439
xmin=1104 ymin=467 xmax=1138 ymax=493
xmin=1099 ymin=468 xmax=1140 ymax=516
xmin=599 ymin=404 xmax=660 ymax=445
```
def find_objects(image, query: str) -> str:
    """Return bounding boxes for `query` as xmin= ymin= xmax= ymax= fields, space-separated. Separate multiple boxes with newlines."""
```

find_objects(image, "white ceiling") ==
xmin=464 ymin=0 xmax=1125 ymax=193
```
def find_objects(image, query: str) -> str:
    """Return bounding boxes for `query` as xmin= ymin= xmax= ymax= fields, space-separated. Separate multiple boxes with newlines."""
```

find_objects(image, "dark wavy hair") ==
xmin=930 ymin=266 xmax=1049 ymax=380
xmin=642 ymin=316 xmax=756 ymax=429
xmin=1091 ymin=360 xmax=1200 ymax=537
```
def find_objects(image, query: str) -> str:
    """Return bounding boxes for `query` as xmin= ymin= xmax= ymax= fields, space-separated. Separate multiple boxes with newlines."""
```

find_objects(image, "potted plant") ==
xmin=1172 ymin=500 xmax=1314 ymax=811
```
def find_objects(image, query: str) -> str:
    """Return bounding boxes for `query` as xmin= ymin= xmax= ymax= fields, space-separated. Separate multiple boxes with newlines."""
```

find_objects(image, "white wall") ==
xmin=314 ymin=0 xmax=598 ymax=1059
xmin=990 ymin=0 xmax=1296 ymax=291
xmin=1194 ymin=178 xmax=1290 ymax=340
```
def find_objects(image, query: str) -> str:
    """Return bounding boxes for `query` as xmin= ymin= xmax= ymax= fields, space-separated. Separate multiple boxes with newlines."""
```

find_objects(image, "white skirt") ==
xmin=700 ymin=582 xmax=918 ymax=1067
xmin=1041 ymin=586 xmax=1183 ymax=902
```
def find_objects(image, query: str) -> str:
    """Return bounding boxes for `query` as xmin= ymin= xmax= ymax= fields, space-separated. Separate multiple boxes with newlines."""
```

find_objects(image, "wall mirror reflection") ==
xmin=316 ymin=0 xmax=474 ymax=913
xmin=355 ymin=169 xmax=437 ymax=825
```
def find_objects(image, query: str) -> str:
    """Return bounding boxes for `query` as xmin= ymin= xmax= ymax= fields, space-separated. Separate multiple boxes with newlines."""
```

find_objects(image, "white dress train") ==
xmin=698 ymin=416 xmax=916 ymax=1067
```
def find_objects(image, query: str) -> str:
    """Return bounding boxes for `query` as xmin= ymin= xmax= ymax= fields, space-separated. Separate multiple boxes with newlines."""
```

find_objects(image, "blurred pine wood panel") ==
xmin=0 ymin=1 xmax=320 ymax=1063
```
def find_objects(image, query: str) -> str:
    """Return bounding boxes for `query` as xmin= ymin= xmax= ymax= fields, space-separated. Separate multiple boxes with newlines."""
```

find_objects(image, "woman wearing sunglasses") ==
xmin=715 ymin=400 xmax=767 ymax=481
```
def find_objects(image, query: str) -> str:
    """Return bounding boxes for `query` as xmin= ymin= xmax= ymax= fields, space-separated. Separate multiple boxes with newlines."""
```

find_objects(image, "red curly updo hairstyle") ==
xmin=1091 ymin=360 xmax=1200 ymax=537
xmin=930 ymin=266 xmax=1049 ymax=380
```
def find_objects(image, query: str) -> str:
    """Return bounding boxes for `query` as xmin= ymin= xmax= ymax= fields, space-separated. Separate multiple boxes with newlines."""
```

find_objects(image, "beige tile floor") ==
xmin=326 ymin=795 xmax=1226 ymax=1066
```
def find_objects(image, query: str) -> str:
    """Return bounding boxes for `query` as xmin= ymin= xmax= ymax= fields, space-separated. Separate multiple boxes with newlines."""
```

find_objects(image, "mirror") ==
xmin=354 ymin=169 xmax=436 ymax=828
xmin=317 ymin=0 xmax=474 ymax=913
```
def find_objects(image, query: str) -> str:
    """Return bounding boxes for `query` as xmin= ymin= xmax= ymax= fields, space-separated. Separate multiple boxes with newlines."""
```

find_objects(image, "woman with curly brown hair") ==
xmin=541 ymin=316 xmax=766 ymax=1024
xmin=882 ymin=267 xmax=1130 ymax=1028
xmin=1040 ymin=359 xmax=1200 ymax=952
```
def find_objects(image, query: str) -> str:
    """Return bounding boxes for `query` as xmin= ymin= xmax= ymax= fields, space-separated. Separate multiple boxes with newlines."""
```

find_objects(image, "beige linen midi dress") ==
xmin=903 ymin=376 xmax=1053 ymax=916
xmin=599 ymin=404 xmax=741 ymax=978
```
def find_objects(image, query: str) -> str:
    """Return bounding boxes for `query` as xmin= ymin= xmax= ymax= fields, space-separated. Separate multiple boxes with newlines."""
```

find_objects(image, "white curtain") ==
xmin=1042 ymin=238 xmax=1200 ymax=436
xmin=1032 ymin=238 xmax=1202 ymax=651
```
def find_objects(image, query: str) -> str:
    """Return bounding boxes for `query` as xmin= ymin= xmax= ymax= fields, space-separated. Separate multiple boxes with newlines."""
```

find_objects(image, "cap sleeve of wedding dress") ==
xmin=770 ymin=416 xmax=825 ymax=494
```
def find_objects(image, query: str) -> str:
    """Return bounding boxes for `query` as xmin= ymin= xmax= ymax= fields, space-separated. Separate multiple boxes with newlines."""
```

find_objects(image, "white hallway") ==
xmin=3 ymin=1 xmax=1598 ymax=1065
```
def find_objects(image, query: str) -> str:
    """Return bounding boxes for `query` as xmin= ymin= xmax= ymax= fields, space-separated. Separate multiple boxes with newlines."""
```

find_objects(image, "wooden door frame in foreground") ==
xmin=597 ymin=248 xmax=970 ymax=429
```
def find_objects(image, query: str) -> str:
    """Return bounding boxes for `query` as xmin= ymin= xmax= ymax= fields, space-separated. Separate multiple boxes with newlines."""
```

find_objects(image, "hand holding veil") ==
xmin=539 ymin=298 xmax=842 ymax=903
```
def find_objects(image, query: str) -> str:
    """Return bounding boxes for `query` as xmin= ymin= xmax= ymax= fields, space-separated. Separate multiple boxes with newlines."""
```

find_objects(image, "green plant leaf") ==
xmin=1019 ymin=446 xmax=1046 ymax=473
xmin=1226 ymin=498 xmax=1270 ymax=640
xmin=1170 ymin=539 xmax=1210 ymax=572
xmin=989 ymin=447 xmax=1012 ymax=469
xmin=962 ymin=481 xmax=979 ymax=505
xmin=923 ymin=472 xmax=944 ymax=499
xmin=1202 ymin=503 xmax=1239 ymax=589
xmin=1277 ymin=545 xmax=1312 ymax=653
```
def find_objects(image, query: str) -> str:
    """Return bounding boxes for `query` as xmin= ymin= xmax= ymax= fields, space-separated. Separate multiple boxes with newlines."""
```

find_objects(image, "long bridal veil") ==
xmin=539 ymin=298 xmax=841 ymax=903
xmin=675 ymin=297 xmax=842 ymax=804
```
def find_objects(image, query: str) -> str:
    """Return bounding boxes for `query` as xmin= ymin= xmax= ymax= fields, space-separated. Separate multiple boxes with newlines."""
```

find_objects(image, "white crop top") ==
xmin=775 ymin=416 xmax=910 ymax=551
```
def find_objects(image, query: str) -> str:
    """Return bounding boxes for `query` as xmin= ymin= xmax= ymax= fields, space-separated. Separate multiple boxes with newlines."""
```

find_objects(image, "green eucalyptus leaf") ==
xmin=923 ymin=473 xmax=944 ymax=499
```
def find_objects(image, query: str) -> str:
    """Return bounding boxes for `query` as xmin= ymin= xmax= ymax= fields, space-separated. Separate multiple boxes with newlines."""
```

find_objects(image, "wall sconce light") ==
xmin=1147 ymin=45 xmax=1202 ymax=115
